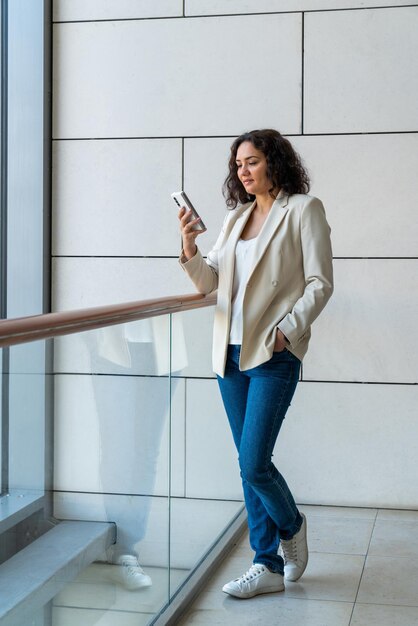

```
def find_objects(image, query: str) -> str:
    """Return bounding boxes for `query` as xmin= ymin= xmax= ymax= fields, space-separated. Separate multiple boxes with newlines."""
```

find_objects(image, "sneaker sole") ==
xmin=222 ymin=584 xmax=285 ymax=599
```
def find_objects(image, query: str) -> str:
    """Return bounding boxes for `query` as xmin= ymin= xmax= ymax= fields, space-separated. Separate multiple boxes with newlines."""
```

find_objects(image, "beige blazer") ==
xmin=180 ymin=190 xmax=333 ymax=377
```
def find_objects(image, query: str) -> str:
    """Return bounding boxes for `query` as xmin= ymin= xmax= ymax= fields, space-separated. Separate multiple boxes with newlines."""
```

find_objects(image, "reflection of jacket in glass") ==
xmin=96 ymin=315 xmax=188 ymax=375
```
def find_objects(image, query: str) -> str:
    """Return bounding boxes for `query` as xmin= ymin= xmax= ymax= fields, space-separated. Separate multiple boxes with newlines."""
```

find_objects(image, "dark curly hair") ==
xmin=223 ymin=129 xmax=310 ymax=209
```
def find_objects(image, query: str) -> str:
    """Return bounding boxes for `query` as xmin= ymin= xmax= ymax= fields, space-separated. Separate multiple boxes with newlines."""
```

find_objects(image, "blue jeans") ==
xmin=217 ymin=344 xmax=303 ymax=574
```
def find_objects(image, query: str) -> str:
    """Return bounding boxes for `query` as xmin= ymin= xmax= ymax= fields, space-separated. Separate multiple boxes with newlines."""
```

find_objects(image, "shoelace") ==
xmin=122 ymin=562 xmax=144 ymax=571
xmin=236 ymin=564 xmax=265 ymax=584
xmin=280 ymin=537 xmax=298 ymax=563
xmin=120 ymin=557 xmax=144 ymax=573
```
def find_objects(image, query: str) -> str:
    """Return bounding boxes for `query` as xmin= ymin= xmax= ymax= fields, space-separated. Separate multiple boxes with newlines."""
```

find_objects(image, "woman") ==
xmin=178 ymin=129 xmax=333 ymax=599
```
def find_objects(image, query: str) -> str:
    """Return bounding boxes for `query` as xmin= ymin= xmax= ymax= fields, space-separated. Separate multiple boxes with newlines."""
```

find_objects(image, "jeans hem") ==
xmin=253 ymin=559 xmax=284 ymax=576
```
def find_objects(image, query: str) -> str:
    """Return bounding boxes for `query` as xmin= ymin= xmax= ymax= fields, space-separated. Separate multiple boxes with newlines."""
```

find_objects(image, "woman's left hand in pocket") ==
xmin=274 ymin=329 xmax=287 ymax=352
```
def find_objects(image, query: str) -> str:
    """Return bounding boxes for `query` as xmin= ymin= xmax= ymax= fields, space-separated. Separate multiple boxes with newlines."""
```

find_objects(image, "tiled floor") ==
xmin=178 ymin=505 xmax=418 ymax=626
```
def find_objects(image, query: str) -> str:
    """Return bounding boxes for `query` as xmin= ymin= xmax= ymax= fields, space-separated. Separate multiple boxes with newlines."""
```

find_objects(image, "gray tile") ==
xmin=377 ymin=509 xmax=418 ymax=522
xmin=178 ymin=592 xmax=353 ymax=625
xmin=284 ymin=553 xmax=365 ymax=603
xmin=308 ymin=516 xmax=374 ymax=555
xmin=369 ymin=519 xmax=418 ymax=558
xmin=351 ymin=603 xmax=418 ymax=626
xmin=299 ymin=505 xmax=377 ymax=520
xmin=357 ymin=556 xmax=418 ymax=606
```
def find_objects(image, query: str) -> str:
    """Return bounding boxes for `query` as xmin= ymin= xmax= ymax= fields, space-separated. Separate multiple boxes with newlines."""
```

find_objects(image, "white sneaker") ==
xmin=222 ymin=563 xmax=285 ymax=599
xmin=279 ymin=513 xmax=308 ymax=582
xmin=108 ymin=554 xmax=152 ymax=591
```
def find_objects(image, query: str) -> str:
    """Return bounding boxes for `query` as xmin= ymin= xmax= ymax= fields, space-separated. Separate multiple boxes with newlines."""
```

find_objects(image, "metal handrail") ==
xmin=0 ymin=292 xmax=217 ymax=348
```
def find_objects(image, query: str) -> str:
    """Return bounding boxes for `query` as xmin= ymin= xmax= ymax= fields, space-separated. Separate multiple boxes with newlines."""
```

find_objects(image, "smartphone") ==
xmin=172 ymin=190 xmax=207 ymax=232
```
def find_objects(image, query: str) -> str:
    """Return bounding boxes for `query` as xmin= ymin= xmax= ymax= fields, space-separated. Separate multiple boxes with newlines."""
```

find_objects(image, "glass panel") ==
xmin=7 ymin=0 xmax=46 ymax=319
xmin=0 ymin=339 xmax=48 ymax=561
xmin=169 ymin=310 xmax=244 ymax=597
xmin=52 ymin=316 xmax=171 ymax=624
xmin=0 ymin=0 xmax=48 ymax=535
xmin=0 ymin=347 xmax=2 ymax=492
xmin=1 ymin=306 xmax=243 ymax=623
xmin=8 ymin=341 xmax=47 ymax=494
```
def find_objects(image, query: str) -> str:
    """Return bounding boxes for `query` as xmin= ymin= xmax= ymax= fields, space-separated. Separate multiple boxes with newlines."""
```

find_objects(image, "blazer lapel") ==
xmin=218 ymin=191 xmax=289 ymax=297
xmin=247 ymin=191 xmax=289 ymax=282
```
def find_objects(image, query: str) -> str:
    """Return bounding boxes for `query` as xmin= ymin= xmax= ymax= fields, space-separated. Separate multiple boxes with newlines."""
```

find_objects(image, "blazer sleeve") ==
xmin=277 ymin=197 xmax=334 ymax=346
xmin=178 ymin=213 xmax=229 ymax=295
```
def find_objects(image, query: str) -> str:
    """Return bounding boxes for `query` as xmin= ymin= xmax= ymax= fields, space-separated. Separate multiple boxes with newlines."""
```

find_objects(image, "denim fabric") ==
xmin=217 ymin=345 xmax=303 ymax=574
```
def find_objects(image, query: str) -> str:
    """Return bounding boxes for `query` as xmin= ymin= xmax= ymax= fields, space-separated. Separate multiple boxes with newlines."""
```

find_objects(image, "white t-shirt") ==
xmin=229 ymin=238 xmax=256 ymax=344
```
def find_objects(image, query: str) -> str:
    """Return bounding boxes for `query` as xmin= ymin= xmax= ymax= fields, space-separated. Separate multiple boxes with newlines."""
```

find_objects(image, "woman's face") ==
xmin=235 ymin=141 xmax=271 ymax=196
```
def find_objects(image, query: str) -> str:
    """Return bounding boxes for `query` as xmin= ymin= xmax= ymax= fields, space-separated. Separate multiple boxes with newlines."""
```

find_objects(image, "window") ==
xmin=0 ymin=0 xmax=51 ymax=540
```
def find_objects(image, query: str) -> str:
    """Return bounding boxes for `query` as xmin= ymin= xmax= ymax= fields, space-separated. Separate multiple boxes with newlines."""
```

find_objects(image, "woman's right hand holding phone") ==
xmin=178 ymin=207 xmax=204 ymax=261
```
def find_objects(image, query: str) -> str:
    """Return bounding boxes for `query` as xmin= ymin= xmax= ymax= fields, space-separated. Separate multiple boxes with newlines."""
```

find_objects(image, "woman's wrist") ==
xmin=182 ymin=244 xmax=197 ymax=261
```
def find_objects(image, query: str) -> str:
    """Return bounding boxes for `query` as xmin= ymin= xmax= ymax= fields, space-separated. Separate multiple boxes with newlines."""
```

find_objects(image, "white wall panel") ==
xmin=52 ymin=257 xmax=194 ymax=310
xmin=52 ymin=139 xmax=182 ymax=256
xmin=303 ymin=259 xmax=418 ymax=383
xmin=54 ymin=373 xmax=181 ymax=497
xmin=304 ymin=7 xmax=418 ymax=133
xmin=276 ymin=382 xmax=418 ymax=508
xmin=186 ymin=1 xmax=417 ymax=16
xmin=184 ymin=137 xmax=234 ymax=256
xmin=53 ymin=374 xmax=107 ymax=492
xmin=53 ymin=14 xmax=302 ymax=138
xmin=185 ymin=379 xmax=242 ymax=499
xmin=291 ymin=134 xmax=418 ymax=257
xmin=173 ymin=307 xmax=215 ymax=378
xmin=54 ymin=0 xmax=182 ymax=21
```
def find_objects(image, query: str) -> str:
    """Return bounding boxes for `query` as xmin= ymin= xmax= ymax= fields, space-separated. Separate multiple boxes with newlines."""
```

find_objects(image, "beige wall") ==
xmin=52 ymin=1 xmax=418 ymax=509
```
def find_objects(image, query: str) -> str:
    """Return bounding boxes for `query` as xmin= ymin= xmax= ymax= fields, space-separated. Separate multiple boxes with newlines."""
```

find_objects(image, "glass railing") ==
xmin=0 ymin=294 xmax=246 ymax=625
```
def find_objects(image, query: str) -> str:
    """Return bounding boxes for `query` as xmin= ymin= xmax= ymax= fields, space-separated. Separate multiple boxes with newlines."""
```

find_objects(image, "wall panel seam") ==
xmin=52 ymin=5 xmax=418 ymax=25
xmin=52 ymin=255 xmax=418 ymax=260
xmin=52 ymin=131 xmax=418 ymax=141
xmin=301 ymin=12 xmax=305 ymax=135
xmin=54 ymin=373 xmax=418 ymax=385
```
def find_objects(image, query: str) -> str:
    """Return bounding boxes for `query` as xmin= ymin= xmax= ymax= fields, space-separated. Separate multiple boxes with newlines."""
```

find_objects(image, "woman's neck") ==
xmin=254 ymin=189 xmax=280 ymax=214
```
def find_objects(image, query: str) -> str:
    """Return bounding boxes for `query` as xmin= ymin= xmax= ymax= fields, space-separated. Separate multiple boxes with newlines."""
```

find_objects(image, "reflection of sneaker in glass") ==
xmin=108 ymin=554 xmax=152 ymax=591
xmin=279 ymin=512 xmax=308 ymax=582
xmin=222 ymin=563 xmax=284 ymax=599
